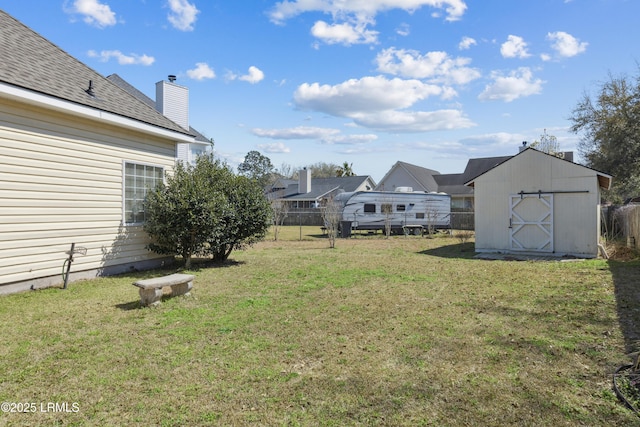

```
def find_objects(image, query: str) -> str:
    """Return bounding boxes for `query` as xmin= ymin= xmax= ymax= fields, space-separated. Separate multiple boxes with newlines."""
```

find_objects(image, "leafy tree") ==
xmin=144 ymin=154 xmax=271 ymax=266
xmin=336 ymin=161 xmax=355 ymax=177
xmin=570 ymin=71 xmax=640 ymax=203
xmin=207 ymin=174 xmax=272 ymax=262
xmin=306 ymin=162 xmax=341 ymax=178
xmin=273 ymin=162 xmax=296 ymax=180
xmin=144 ymin=158 xmax=225 ymax=268
xmin=530 ymin=129 xmax=560 ymax=156
xmin=238 ymin=150 xmax=274 ymax=187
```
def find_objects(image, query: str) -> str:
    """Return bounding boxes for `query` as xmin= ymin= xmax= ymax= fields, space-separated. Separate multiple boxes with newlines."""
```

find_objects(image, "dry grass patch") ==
xmin=0 ymin=227 xmax=639 ymax=426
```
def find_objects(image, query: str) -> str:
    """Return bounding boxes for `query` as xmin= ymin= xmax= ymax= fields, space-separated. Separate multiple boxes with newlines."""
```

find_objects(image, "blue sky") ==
xmin=1 ymin=0 xmax=639 ymax=182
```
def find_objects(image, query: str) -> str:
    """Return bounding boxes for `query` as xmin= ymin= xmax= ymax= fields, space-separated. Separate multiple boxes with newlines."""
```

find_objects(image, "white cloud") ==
xmin=252 ymin=126 xmax=340 ymax=140
xmin=257 ymin=142 xmax=291 ymax=153
xmin=478 ymin=67 xmax=544 ymax=102
xmin=87 ymin=50 xmax=154 ymax=65
xmin=166 ymin=0 xmax=199 ymax=31
xmin=458 ymin=36 xmax=477 ymax=50
xmin=227 ymin=66 xmax=266 ymax=84
xmin=294 ymin=76 xmax=445 ymax=116
xmin=239 ymin=66 xmax=265 ymax=84
xmin=186 ymin=62 xmax=216 ymax=80
xmin=547 ymin=31 xmax=588 ymax=58
xmin=311 ymin=20 xmax=379 ymax=45
xmin=459 ymin=132 xmax=527 ymax=148
xmin=268 ymin=0 xmax=468 ymax=24
xmin=352 ymin=109 xmax=475 ymax=132
xmin=294 ymin=76 xmax=475 ymax=132
xmin=396 ymin=23 xmax=410 ymax=37
xmin=67 ymin=0 xmax=117 ymax=28
xmin=323 ymin=134 xmax=378 ymax=144
xmin=375 ymin=47 xmax=481 ymax=85
xmin=500 ymin=35 xmax=531 ymax=59
xmin=252 ymin=126 xmax=378 ymax=145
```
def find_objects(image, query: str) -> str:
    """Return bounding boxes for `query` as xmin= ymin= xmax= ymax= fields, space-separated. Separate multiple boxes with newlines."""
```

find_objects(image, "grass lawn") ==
xmin=1 ymin=226 xmax=640 ymax=426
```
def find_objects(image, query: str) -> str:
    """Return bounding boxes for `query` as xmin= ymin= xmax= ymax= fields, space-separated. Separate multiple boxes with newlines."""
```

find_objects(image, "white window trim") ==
xmin=122 ymin=160 xmax=166 ymax=226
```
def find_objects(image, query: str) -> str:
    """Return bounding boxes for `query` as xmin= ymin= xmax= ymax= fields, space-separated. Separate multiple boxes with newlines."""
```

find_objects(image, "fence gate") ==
xmin=509 ymin=194 xmax=553 ymax=252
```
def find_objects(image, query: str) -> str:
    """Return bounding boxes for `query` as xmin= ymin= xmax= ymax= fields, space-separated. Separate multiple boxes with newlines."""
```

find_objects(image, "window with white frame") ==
xmin=124 ymin=162 xmax=164 ymax=224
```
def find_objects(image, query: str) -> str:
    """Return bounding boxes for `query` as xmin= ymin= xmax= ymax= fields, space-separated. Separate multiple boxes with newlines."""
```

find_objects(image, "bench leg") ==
xmin=170 ymin=281 xmax=192 ymax=297
xmin=139 ymin=288 xmax=163 ymax=307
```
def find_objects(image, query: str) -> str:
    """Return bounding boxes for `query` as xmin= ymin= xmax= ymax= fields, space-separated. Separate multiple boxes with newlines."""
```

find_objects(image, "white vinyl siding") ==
xmin=0 ymin=98 xmax=178 ymax=287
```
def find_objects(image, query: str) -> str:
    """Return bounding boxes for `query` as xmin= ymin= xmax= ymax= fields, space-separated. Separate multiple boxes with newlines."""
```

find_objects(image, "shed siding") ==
xmin=474 ymin=149 xmax=601 ymax=258
xmin=0 ymin=99 xmax=176 ymax=287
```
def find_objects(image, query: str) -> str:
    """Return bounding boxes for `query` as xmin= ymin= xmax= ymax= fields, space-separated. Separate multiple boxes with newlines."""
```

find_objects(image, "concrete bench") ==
xmin=133 ymin=273 xmax=194 ymax=307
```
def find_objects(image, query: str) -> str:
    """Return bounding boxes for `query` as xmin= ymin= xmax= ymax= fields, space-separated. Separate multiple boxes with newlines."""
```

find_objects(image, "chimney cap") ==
xmin=168 ymin=75 xmax=177 ymax=83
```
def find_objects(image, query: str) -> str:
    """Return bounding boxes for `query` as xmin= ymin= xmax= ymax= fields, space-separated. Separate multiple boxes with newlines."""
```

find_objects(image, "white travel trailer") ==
xmin=333 ymin=188 xmax=451 ymax=234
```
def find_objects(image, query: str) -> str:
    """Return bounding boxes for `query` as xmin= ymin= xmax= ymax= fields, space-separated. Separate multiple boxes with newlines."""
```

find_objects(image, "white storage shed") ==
xmin=465 ymin=148 xmax=612 ymax=258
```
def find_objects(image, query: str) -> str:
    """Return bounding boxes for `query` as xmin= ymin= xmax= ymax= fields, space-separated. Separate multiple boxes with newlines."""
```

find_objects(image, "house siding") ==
xmin=473 ymin=149 xmax=603 ymax=258
xmin=377 ymin=167 xmax=421 ymax=191
xmin=0 ymin=98 xmax=176 ymax=289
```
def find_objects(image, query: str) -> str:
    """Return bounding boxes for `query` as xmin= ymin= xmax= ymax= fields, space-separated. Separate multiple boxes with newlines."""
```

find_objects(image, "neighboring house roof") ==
xmin=376 ymin=161 xmax=440 ymax=192
xmin=460 ymin=156 xmax=512 ymax=184
xmin=433 ymin=173 xmax=471 ymax=196
xmin=106 ymin=74 xmax=210 ymax=143
xmin=377 ymin=151 xmax=577 ymax=197
xmin=279 ymin=176 xmax=375 ymax=201
xmin=270 ymin=178 xmax=297 ymax=191
xmin=0 ymin=10 xmax=192 ymax=137
xmin=464 ymin=147 xmax=612 ymax=189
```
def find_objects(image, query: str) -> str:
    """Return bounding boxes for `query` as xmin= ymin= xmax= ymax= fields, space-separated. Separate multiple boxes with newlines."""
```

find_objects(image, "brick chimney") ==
xmin=155 ymin=75 xmax=189 ymax=131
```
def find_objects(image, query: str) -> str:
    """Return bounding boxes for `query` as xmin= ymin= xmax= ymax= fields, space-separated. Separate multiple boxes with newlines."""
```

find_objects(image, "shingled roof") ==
xmin=106 ymin=74 xmax=210 ymax=143
xmin=283 ymin=176 xmax=374 ymax=200
xmin=0 ymin=10 xmax=192 ymax=137
xmin=376 ymin=161 xmax=440 ymax=192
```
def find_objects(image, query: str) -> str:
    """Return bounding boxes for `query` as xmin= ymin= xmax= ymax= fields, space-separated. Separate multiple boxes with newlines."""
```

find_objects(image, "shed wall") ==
xmin=473 ymin=149 xmax=601 ymax=257
xmin=0 ymin=98 xmax=176 ymax=289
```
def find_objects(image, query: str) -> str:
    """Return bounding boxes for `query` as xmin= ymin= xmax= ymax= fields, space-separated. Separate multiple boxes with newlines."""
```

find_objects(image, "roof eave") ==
xmin=0 ymin=82 xmax=195 ymax=143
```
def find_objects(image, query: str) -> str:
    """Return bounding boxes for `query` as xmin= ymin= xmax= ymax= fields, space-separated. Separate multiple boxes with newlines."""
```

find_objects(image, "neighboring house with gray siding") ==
xmin=267 ymin=169 xmax=376 ymax=226
xmin=0 ymin=10 xmax=198 ymax=293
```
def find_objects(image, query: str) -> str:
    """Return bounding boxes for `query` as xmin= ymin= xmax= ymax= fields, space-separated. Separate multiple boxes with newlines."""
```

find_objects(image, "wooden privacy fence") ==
xmin=602 ymin=204 xmax=640 ymax=248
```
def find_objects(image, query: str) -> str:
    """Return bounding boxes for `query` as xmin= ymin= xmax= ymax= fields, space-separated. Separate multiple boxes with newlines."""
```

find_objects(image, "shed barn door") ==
xmin=509 ymin=194 xmax=553 ymax=252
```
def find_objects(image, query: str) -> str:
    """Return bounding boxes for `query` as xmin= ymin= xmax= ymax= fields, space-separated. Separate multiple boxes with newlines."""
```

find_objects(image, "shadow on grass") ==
xmin=418 ymin=242 xmax=477 ymax=259
xmin=116 ymin=300 xmax=141 ymax=311
xmin=185 ymin=258 xmax=245 ymax=272
xmin=609 ymin=260 xmax=640 ymax=354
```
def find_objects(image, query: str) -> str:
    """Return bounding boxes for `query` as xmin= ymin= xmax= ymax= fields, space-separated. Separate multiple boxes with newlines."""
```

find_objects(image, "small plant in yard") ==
xmin=455 ymin=229 xmax=474 ymax=245
xmin=321 ymin=197 xmax=341 ymax=248
xmin=613 ymin=360 xmax=640 ymax=414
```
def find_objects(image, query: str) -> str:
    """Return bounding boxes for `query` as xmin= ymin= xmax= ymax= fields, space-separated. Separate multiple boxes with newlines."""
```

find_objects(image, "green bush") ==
xmin=144 ymin=154 xmax=271 ymax=267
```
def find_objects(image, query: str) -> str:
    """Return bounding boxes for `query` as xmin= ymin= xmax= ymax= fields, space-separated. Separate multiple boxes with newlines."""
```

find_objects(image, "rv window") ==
xmin=416 ymin=212 xmax=425 ymax=219
xmin=364 ymin=203 xmax=376 ymax=213
xmin=396 ymin=204 xmax=406 ymax=212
